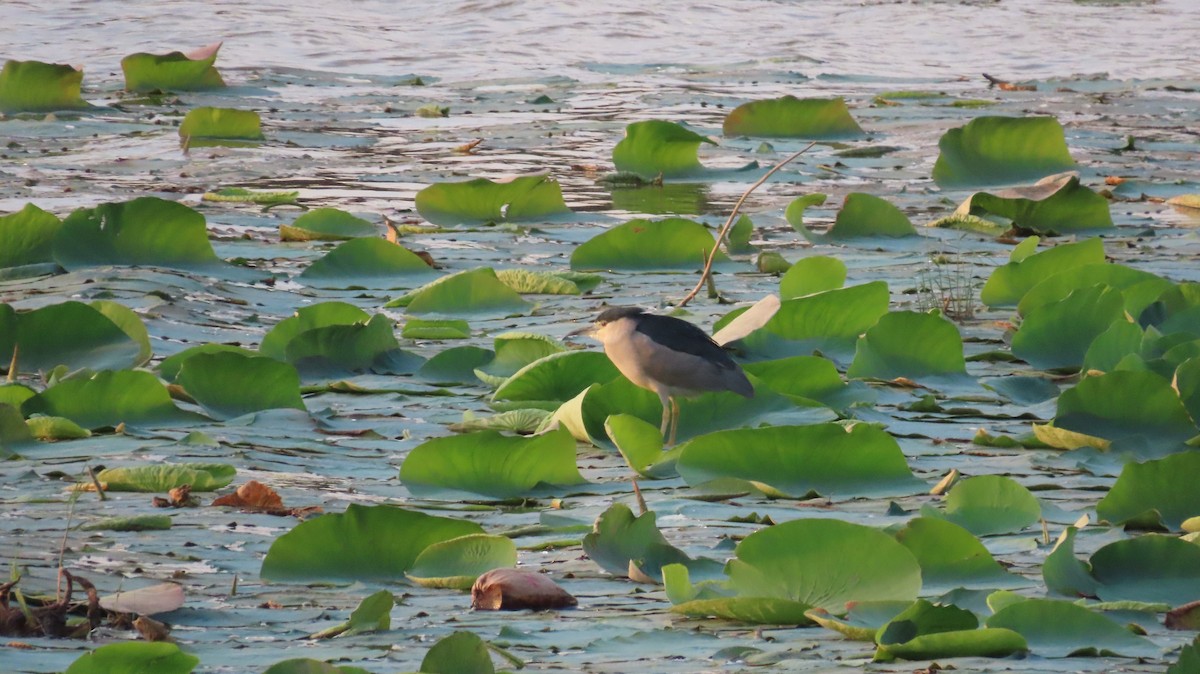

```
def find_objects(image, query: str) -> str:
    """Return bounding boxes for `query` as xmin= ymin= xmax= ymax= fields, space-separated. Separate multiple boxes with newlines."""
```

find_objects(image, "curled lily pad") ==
xmin=1 ymin=301 xmax=143 ymax=375
xmin=474 ymin=332 xmax=566 ymax=386
xmin=1090 ymin=535 xmax=1200 ymax=605
xmin=820 ymin=193 xmax=917 ymax=239
xmin=583 ymin=503 xmax=715 ymax=582
xmin=742 ymin=355 xmax=871 ymax=411
xmin=0 ymin=203 xmax=62 ymax=269
xmin=0 ymin=60 xmax=89 ymax=114
xmin=778 ymin=256 xmax=846 ymax=299
xmin=407 ymin=534 xmax=518 ymax=590
xmin=722 ymin=96 xmax=865 ymax=139
xmin=420 ymin=631 xmax=496 ymax=674
xmin=121 ymin=43 xmax=224 ymax=92
xmin=1053 ymin=370 xmax=1196 ymax=449
xmin=179 ymin=106 xmax=263 ymax=143
xmin=158 ymin=344 xmax=258 ymax=382
xmin=492 ymin=351 xmax=619 ymax=405
xmin=1082 ymin=319 xmax=1145 ymax=373
xmin=733 ymin=282 xmax=890 ymax=361
xmin=985 ymin=597 xmax=1160 ymax=658
xmin=310 ymin=589 xmax=394 ymax=639
xmin=606 ymin=413 xmax=679 ymax=479
xmin=281 ymin=208 xmax=377 ymax=242
xmin=784 ymin=193 xmax=828 ymax=233
xmin=1 ymin=403 xmax=34 ymax=456
xmin=570 ymin=217 xmax=730 ymax=271
xmin=894 ymin=518 xmax=1029 ymax=592
xmin=260 ymin=504 xmax=484 ymax=582
xmin=400 ymin=427 xmax=586 ymax=499
xmin=1011 ymin=285 xmax=1126 ymax=371
xmin=1043 ymin=526 xmax=1100 ymax=598
xmin=676 ymin=423 xmax=924 ymax=499
xmin=981 ymin=237 xmax=1105 ymax=307
xmin=27 ymin=415 xmax=91 ymax=440
xmin=415 ymin=174 xmax=570 ymax=226
xmin=875 ymin=600 xmax=1026 ymax=661
xmin=259 ymin=302 xmax=369 ymax=360
xmin=943 ymin=173 xmax=1112 ymax=234
xmin=1017 ymin=262 xmax=1171 ymax=318
xmin=24 ymin=370 xmax=201 ymax=429
xmin=847 ymin=311 xmax=966 ymax=380
xmin=285 ymin=314 xmax=420 ymax=376
xmin=1096 ymin=451 xmax=1200 ymax=531
xmin=386 ymin=268 xmax=533 ymax=317
xmin=298 ymin=238 xmax=436 ymax=289
xmin=96 ymin=463 xmax=235 ymax=492
xmin=176 ymin=352 xmax=305 ymax=420
xmin=53 ymin=197 xmax=222 ymax=271
xmin=921 ymin=474 xmax=1041 ymax=536
xmin=612 ymin=120 xmax=716 ymax=179
xmin=65 ymin=642 xmax=198 ymax=674
xmin=495 ymin=269 xmax=600 ymax=295
xmin=932 ymin=116 xmax=1076 ymax=189
xmin=805 ymin=600 xmax=912 ymax=641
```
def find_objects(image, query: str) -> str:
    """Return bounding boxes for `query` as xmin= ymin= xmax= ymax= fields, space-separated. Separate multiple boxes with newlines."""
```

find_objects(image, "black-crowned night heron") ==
xmin=567 ymin=307 xmax=754 ymax=445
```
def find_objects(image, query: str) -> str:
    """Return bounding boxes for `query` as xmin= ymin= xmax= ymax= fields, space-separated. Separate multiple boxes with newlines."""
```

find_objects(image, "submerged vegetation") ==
xmin=2 ymin=21 xmax=1200 ymax=674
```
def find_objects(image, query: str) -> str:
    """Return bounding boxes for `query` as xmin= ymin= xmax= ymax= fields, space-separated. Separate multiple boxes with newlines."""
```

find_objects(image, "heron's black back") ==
xmin=633 ymin=312 xmax=739 ymax=370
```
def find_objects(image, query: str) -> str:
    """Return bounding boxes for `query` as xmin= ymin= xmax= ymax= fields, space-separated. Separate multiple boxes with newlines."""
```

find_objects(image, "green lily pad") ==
xmin=1017 ymin=262 xmax=1171 ymax=318
xmin=676 ymin=423 xmax=924 ymax=498
xmin=0 ymin=60 xmax=90 ymax=114
xmin=1090 ymin=535 xmax=1200 ymax=606
xmin=921 ymin=474 xmax=1041 ymax=536
xmin=1140 ymin=282 xmax=1200 ymax=336
xmin=65 ymin=642 xmax=198 ymax=674
xmin=606 ymin=413 xmax=680 ymax=479
xmin=821 ymin=193 xmax=917 ymax=239
xmin=121 ymin=43 xmax=224 ymax=92
xmin=285 ymin=314 xmax=420 ymax=376
xmin=53 ymin=197 xmax=222 ymax=271
xmin=805 ymin=600 xmax=912 ymax=641
xmin=733 ymin=282 xmax=890 ymax=361
xmin=415 ymin=175 xmax=570 ymax=226
xmin=722 ymin=96 xmax=865 ymax=139
xmin=260 ymin=504 xmax=484 ymax=582
xmin=894 ymin=517 xmax=1030 ymax=592
xmin=407 ymin=534 xmax=518 ymax=590
xmin=298 ymin=238 xmax=435 ymax=289
xmin=474 ymin=332 xmax=566 ymax=386
xmin=1053 ymin=370 xmax=1196 ymax=448
xmin=1176 ymin=357 xmax=1200 ymax=429
xmin=932 ymin=116 xmax=1076 ymax=189
xmin=0 ymin=203 xmax=62 ymax=269
xmin=158 ymin=344 xmax=258 ymax=382
xmin=80 ymin=515 xmax=173 ymax=532
xmin=263 ymin=660 xmax=367 ymax=674
xmin=387 ymin=268 xmax=533 ymax=317
xmin=1011 ymin=285 xmax=1126 ymax=371
xmin=742 ymin=355 xmax=870 ymax=411
xmin=875 ymin=600 xmax=1027 ymax=661
xmin=27 ymin=415 xmax=91 ymax=440
xmin=420 ymin=632 xmax=495 ymax=674
xmin=1 ymin=301 xmax=144 ymax=375
xmin=778 ymin=256 xmax=846 ymax=299
xmin=492 ymin=351 xmax=620 ymax=405
xmin=417 ymin=345 xmax=494 ymax=384
xmin=179 ymin=106 xmax=263 ymax=143
xmin=0 ymin=403 xmax=34 ymax=457
xmin=981 ymin=237 xmax=1105 ymax=307
xmin=259 ymin=302 xmax=370 ymax=360
xmin=310 ymin=589 xmax=394 ymax=639
xmin=1082 ymin=320 xmax=1145 ymax=373
xmin=400 ymin=427 xmax=586 ymax=499
xmin=570 ymin=217 xmax=730 ymax=271
xmin=947 ymin=173 xmax=1113 ymax=234
xmin=583 ymin=503 xmax=713 ymax=582
xmin=1043 ymin=526 xmax=1100 ymax=598
xmin=403 ymin=318 xmax=471 ymax=340
xmin=784 ymin=193 xmax=828 ymax=233
xmin=847 ymin=311 xmax=966 ymax=380
xmin=95 ymin=463 xmax=235 ymax=492
xmin=1097 ymin=451 xmax=1200 ymax=530
xmin=24 ymin=370 xmax=199 ymax=429
xmin=176 ymin=352 xmax=305 ymax=420
xmin=281 ymin=208 xmax=377 ymax=241
xmin=612 ymin=120 xmax=716 ymax=179
xmin=495 ymin=269 xmax=600 ymax=295
xmin=985 ymin=597 xmax=1160 ymax=658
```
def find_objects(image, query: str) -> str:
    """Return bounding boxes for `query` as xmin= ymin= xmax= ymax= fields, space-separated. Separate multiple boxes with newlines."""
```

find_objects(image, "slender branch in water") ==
xmin=677 ymin=142 xmax=816 ymax=308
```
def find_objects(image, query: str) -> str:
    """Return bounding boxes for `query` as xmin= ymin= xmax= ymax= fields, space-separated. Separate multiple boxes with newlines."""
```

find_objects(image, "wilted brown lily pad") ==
xmin=471 ymin=568 xmax=576 ymax=611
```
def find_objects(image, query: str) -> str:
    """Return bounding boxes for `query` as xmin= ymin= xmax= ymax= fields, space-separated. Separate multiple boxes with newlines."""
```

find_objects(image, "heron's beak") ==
xmin=565 ymin=323 xmax=595 ymax=339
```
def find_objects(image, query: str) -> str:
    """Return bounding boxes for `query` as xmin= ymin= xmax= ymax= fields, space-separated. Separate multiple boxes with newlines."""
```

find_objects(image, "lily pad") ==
xmin=1090 ymin=535 xmax=1200 ymax=606
xmin=387 ymin=268 xmax=533 ymax=317
xmin=407 ymin=534 xmax=518 ymax=590
xmin=606 ymin=413 xmax=680 ymax=479
xmin=676 ymin=423 xmax=924 ymax=498
xmin=981 ymin=237 xmax=1106 ymax=307
xmin=259 ymin=302 xmax=370 ymax=360
xmin=299 ymin=238 xmax=435 ymax=289
xmin=310 ymin=589 xmax=394 ymax=639
xmin=400 ymin=427 xmax=586 ymax=499
xmin=921 ymin=474 xmax=1041 ymax=536
xmin=821 ymin=193 xmax=917 ymax=239
xmin=1096 ymin=451 xmax=1200 ymax=530
xmin=95 ymin=463 xmax=236 ymax=492
xmin=1082 ymin=320 xmax=1145 ymax=373
xmin=281 ymin=208 xmax=377 ymax=242
xmin=260 ymin=504 xmax=484 ymax=582
xmin=894 ymin=517 xmax=1030 ymax=592
xmin=121 ymin=43 xmax=224 ymax=92
xmin=495 ymin=269 xmax=600 ymax=295
xmin=570 ymin=217 xmax=730 ymax=271
xmin=492 ymin=351 xmax=620 ymax=405
xmin=0 ymin=203 xmax=62 ymax=269
xmin=583 ymin=503 xmax=712 ymax=582
xmin=742 ymin=355 xmax=870 ymax=410
xmin=1011 ymin=285 xmax=1126 ymax=370
xmin=932 ymin=116 xmax=1076 ymax=189
xmin=847 ymin=311 xmax=966 ymax=380
xmin=612 ymin=120 xmax=716 ymax=179
xmin=875 ymin=600 xmax=1027 ymax=661
xmin=179 ymin=106 xmax=263 ymax=143
xmin=285 ymin=314 xmax=420 ymax=376
xmin=474 ymin=332 xmax=566 ymax=385
xmin=65 ymin=642 xmax=198 ymax=674
xmin=1017 ymin=262 xmax=1171 ymax=318
xmin=778 ymin=256 xmax=846 ymax=299
xmin=1043 ymin=526 xmax=1101 ymax=598
xmin=722 ymin=96 xmax=865 ymax=139
xmin=415 ymin=175 xmax=571 ymax=226
xmin=805 ymin=600 xmax=912 ymax=641
xmin=1053 ymin=370 xmax=1196 ymax=449
xmin=0 ymin=60 xmax=89 ymax=113
xmin=784 ymin=193 xmax=828 ymax=233
xmin=420 ymin=632 xmax=496 ymax=674
xmin=176 ymin=352 xmax=305 ymax=420
xmin=403 ymin=318 xmax=471 ymax=340
xmin=158 ymin=344 xmax=259 ymax=382
xmin=1 ymin=301 xmax=144 ymax=374
xmin=985 ymin=597 xmax=1160 ymax=658
xmin=53 ymin=197 xmax=222 ymax=271
xmin=946 ymin=173 xmax=1112 ymax=234
xmin=23 ymin=370 xmax=199 ymax=429
xmin=733 ymin=282 xmax=890 ymax=361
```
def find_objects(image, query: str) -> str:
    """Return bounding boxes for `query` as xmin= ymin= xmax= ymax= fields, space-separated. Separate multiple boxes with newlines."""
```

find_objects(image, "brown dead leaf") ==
xmin=453 ymin=139 xmax=483 ymax=154
xmin=212 ymin=480 xmax=283 ymax=510
xmin=415 ymin=250 xmax=438 ymax=268
xmin=133 ymin=615 xmax=171 ymax=642
xmin=1105 ymin=176 xmax=1127 ymax=186
xmin=471 ymin=568 xmax=577 ymax=611
xmin=1166 ymin=599 xmax=1200 ymax=630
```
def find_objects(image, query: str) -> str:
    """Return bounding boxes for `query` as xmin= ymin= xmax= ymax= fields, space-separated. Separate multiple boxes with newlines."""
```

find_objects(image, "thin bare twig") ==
xmin=87 ymin=466 xmax=106 ymax=502
xmin=678 ymin=142 xmax=817 ymax=307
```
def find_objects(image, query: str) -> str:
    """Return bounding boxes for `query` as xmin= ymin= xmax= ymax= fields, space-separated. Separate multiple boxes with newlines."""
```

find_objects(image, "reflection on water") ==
xmin=1 ymin=0 xmax=1196 ymax=82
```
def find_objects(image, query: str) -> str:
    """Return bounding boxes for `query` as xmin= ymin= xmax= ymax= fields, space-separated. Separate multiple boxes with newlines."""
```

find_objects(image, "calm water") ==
xmin=1 ymin=0 xmax=1197 ymax=83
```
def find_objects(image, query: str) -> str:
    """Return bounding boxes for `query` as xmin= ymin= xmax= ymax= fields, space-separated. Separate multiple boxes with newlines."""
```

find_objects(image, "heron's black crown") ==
xmin=595 ymin=306 xmax=646 ymax=325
